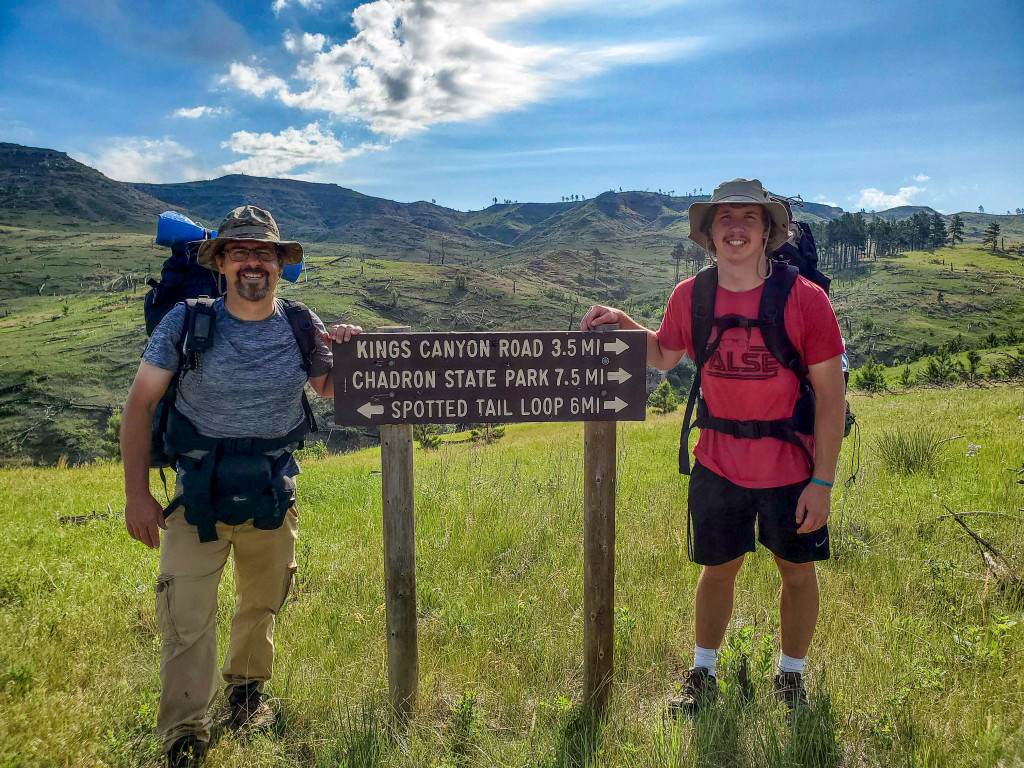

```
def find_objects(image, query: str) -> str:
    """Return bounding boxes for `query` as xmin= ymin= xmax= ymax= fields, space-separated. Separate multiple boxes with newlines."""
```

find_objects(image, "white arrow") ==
xmin=604 ymin=397 xmax=627 ymax=413
xmin=357 ymin=402 xmax=385 ymax=419
xmin=603 ymin=338 xmax=628 ymax=355
xmin=606 ymin=367 xmax=632 ymax=384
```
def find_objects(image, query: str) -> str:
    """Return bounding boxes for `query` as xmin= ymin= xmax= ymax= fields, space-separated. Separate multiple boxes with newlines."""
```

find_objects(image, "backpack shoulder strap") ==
xmin=758 ymin=265 xmax=805 ymax=379
xmin=690 ymin=265 xmax=718 ymax=366
xmin=279 ymin=299 xmax=316 ymax=373
xmin=679 ymin=265 xmax=718 ymax=475
xmin=182 ymin=297 xmax=217 ymax=371
xmin=279 ymin=298 xmax=319 ymax=433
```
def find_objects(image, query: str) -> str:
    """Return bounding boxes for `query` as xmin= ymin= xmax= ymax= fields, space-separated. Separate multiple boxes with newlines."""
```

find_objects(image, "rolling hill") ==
xmin=1 ymin=142 xmax=1022 ymax=464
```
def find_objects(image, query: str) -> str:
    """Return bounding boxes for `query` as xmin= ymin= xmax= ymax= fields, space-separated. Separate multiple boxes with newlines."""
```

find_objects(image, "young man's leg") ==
xmin=694 ymin=554 xmax=747 ymax=667
xmin=773 ymin=556 xmax=819 ymax=661
xmin=757 ymin=480 xmax=829 ymax=707
xmin=156 ymin=509 xmax=232 ymax=752
xmin=672 ymin=463 xmax=757 ymax=715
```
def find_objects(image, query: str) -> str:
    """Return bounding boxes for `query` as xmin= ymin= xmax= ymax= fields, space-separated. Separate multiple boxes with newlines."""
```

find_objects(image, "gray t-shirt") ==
xmin=144 ymin=298 xmax=332 ymax=442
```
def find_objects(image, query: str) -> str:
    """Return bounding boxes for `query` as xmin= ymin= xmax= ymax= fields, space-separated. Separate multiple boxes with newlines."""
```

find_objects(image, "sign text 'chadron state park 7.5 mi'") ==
xmin=333 ymin=330 xmax=648 ymax=426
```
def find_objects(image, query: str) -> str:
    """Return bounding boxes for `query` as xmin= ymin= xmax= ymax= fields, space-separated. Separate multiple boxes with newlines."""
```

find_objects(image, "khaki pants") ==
xmin=155 ymin=504 xmax=298 ymax=750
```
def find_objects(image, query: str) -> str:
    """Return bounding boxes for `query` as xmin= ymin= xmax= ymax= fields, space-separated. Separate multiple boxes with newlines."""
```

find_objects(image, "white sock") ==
xmin=778 ymin=652 xmax=806 ymax=675
xmin=693 ymin=645 xmax=718 ymax=678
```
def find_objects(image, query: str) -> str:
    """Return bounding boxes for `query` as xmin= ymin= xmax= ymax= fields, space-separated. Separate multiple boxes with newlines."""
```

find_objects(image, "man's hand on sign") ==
xmin=126 ymin=492 xmax=167 ymax=549
xmin=326 ymin=323 xmax=363 ymax=343
xmin=795 ymin=481 xmax=831 ymax=534
xmin=581 ymin=305 xmax=631 ymax=331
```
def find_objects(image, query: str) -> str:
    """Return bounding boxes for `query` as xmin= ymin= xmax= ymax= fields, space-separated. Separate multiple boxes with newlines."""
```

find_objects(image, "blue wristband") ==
xmin=810 ymin=477 xmax=834 ymax=489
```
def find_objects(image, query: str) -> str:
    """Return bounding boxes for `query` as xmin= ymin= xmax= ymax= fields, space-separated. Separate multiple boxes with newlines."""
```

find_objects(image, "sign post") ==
xmin=377 ymin=326 xmax=418 ymax=721
xmin=583 ymin=325 xmax=617 ymax=716
xmin=333 ymin=328 xmax=648 ymax=719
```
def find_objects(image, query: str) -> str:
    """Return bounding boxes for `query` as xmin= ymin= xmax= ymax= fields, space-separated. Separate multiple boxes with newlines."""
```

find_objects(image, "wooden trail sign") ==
xmin=333 ymin=330 xmax=648 ymax=426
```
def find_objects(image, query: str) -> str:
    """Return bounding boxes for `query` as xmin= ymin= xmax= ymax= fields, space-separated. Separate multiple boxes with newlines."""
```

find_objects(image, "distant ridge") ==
xmin=0 ymin=143 xmax=175 ymax=231
xmin=0 ymin=143 xmax=1014 ymax=246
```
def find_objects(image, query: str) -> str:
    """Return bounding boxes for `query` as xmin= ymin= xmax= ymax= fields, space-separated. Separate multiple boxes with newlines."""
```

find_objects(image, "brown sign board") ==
xmin=333 ymin=331 xmax=649 ymax=426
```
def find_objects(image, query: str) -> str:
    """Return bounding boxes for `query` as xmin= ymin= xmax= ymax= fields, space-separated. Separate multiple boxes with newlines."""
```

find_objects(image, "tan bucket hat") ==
xmin=196 ymin=205 xmax=303 ymax=270
xmin=687 ymin=179 xmax=790 ymax=254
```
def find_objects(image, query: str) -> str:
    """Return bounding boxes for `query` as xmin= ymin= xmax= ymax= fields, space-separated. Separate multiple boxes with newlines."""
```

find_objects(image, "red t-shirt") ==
xmin=657 ymin=275 xmax=845 ymax=489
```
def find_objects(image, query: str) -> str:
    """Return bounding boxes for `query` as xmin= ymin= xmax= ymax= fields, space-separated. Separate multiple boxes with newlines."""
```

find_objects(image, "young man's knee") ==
xmin=774 ymin=558 xmax=817 ymax=589
xmin=700 ymin=555 xmax=745 ymax=583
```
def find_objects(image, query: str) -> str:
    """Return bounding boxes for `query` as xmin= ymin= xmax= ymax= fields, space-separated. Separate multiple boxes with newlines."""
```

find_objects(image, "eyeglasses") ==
xmin=224 ymin=246 xmax=279 ymax=262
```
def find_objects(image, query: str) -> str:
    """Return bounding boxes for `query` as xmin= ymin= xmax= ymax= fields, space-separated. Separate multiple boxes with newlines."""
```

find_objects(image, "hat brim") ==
xmin=687 ymin=198 xmax=790 ymax=255
xmin=195 ymin=235 xmax=303 ymax=271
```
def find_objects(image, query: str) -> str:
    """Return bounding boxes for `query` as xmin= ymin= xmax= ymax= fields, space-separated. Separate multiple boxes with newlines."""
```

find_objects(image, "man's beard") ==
xmin=235 ymin=270 xmax=270 ymax=302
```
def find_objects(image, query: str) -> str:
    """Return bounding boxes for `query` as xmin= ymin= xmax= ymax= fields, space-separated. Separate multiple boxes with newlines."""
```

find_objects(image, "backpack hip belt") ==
xmin=162 ymin=406 xmax=309 ymax=543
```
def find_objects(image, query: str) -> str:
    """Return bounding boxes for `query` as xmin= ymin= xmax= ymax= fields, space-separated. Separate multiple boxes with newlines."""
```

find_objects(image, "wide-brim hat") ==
xmin=687 ymin=179 xmax=790 ymax=254
xmin=195 ymin=205 xmax=303 ymax=270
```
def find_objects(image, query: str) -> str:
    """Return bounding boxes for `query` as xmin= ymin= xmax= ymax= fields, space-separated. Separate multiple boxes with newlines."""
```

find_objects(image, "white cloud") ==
xmin=911 ymin=173 xmax=930 ymax=182
xmin=222 ymin=0 xmax=704 ymax=137
xmin=75 ymin=137 xmax=206 ymax=183
xmin=220 ymin=62 xmax=288 ymax=97
xmin=173 ymin=105 xmax=227 ymax=119
xmin=220 ymin=122 xmax=383 ymax=176
xmin=273 ymin=0 xmax=323 ymax=14
xmin=812 ymin=194 xmax=837 ymax=207
xmin=283 ymin=30 xmax=327 ymax=57
xmin=854 ymin=186 xmax=925 ymax=211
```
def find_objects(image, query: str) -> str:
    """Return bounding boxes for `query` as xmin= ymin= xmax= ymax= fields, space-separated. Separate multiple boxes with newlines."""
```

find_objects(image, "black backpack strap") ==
xmin=280 ymin=299 xmax=316 ymax=372
xmin=280 ymin=299 xmax=319 ymax=433
xmin=690 ymin=266 xmax=719 ymax=369
xmin=679 ymin=266 xmax=719 ymax=475
xmin=758 ymin=266 xmax=805 ymax=381
xmin=182 ymin=297 xmax=217 ymax=371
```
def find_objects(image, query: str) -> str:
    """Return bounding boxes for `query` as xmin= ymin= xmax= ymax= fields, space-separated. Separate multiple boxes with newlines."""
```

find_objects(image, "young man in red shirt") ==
xmin=581 ymin=179 xmax=846 ymax=713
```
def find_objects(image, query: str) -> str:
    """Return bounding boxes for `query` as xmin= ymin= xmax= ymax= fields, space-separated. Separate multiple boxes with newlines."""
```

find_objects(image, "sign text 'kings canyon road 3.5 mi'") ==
xmin=333 ymin=331 xmax=648 ymax=425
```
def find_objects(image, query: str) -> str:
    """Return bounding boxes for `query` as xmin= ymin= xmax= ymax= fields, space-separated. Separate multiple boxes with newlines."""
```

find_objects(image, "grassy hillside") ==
xmin=0 ymin=224 xmax=599 ymax=464
xmin=1 ymin=386 xmax=1022 ymax=767
xmin=830 ymin=245 xmax=1024 ymax=364
xmin=0 ymin=144 xmax=175 ymax=232
xmin=2 ymin=216 xmax=1023 ymax=465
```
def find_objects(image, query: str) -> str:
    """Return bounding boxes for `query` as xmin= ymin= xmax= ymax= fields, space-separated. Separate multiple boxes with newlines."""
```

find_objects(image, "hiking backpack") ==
xmin=145 ymin=212 xmax=221 ymax=336
xmin=678 ymin=197 xmax=854 ymax=475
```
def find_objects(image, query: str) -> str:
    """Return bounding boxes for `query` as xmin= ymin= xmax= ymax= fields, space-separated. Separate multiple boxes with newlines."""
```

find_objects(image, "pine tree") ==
xmin=648 ymin=380 xmax=679 ymax=414
xmin=929 ymin=213 xmax=947 ymax=249
xmin=671 ymin=242 xmax=686 ymax=283
xmin=947 ymin=214 xmax=964 ymax=246
xmin=982 ymin=221 xmax=1001 ymax=252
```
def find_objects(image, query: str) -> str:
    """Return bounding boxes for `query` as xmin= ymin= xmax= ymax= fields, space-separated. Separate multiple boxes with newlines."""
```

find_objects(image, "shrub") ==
xmin=294 ymin=439 xmax=328 ymax=461
xmin=452 ymin=273 xmax=469 ymax=292
xmin=897 ymin=366 xmax=916 ymax=389
xmin=414 ymin=424 xmax=442 ymax=450
xmin=852 ymin=358 xmax=887 ymax=392
xmin=98 ymin=408 xmax=121 ymax=460
xmin=921 ymin=350 xmax=960 ymax=385
xmin=875 ymin=426 xmax=950 ymax=475
xmin=647 ymin=379 xmax=679 ymax=414
xmin=469 ymin=425 xmax=505 ymax=443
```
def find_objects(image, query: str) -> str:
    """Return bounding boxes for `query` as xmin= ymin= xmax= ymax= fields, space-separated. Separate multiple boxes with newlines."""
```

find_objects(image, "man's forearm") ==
xmin=812 ymin=393 xmax=845 ymax=483
xmin=121 ymin=399 xmax=156 ymax=500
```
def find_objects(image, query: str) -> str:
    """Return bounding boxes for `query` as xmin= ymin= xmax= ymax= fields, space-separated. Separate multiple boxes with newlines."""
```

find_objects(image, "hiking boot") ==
xmin=165 ymin=735 xmax=207 ymax=768
xmin=774 ymin=671 xmax=810 ymax=710
xmin=227 ymin=681 xmax=276 ymax=735
xmin=668 ymin=667 xmax=718 ymax=717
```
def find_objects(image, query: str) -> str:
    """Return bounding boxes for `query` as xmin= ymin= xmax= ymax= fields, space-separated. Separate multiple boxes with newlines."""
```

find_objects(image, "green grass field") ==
xmin=2 ymin=385 xmax=1022 ymax=767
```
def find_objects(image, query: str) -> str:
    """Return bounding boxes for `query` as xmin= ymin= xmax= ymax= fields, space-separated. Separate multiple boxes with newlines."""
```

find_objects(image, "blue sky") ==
xmin=1 ymin=0 xmax=1021 ymax=214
